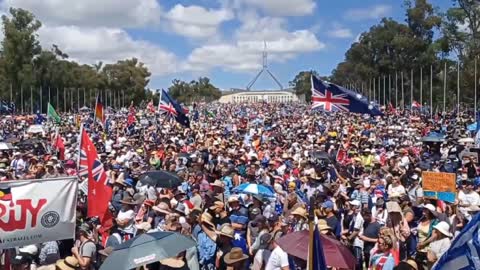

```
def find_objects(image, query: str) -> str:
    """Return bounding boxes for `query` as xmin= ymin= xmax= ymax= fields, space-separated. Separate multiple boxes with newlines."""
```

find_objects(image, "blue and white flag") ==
xmin=432 ymin=213 xmax=480 ymax=270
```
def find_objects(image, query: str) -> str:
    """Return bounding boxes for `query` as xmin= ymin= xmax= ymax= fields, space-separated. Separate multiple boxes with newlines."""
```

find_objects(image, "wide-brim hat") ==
xmin=291 ymin=207 xmax=307 ymax=218
xmin=433 ymin=221 xmax=452 ymax=237
xmin=55 ymin=256 xmax=79 ymax=270
xmin=201 ymin=212 xmax=215 ymax=227
xmin=216 ymin=224 xmax=234 ymax=238
xmin=152 ymin=202 xmax=172 ymax=214
xmin=224 ymin=247 xmax=248 ymax=265
xmin=317 ymin=219 xmax=332 ymax=232
xmin=120 ymin=195 xmax=139 ymax=205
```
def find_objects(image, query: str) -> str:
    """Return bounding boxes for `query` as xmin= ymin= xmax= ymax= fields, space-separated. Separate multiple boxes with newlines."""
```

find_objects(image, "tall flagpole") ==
xmin=430 ymin=65 xmax=433 ymax=118
xmin=39 ymin=86 xmax=43 ymax=113
xmin=443 ymin=62 xmax=447 ymax=113
xmin=56 ymin=88 xmax=59 ymax=112
xmin=77 ymin=88 xmax=80 ymax=112
xmin=410 ymin=69 xmax=413 ymax=107
xmin=83 ymin=88 xmax=86 ymax=108
xmin=420 ymin=67 xmax=423 ymax=107
xmin=10 ymin=83 xmax=12 ymax=106
xmin=30 ymin=86 xmax=33 ymax=114
xmin=20 ymin=85 xmax=23 ymax=114
xmin=383 ymin=75 xmax=387 ymax=106
xmin=368 ymin=78 xmax=371 ymax=100
xmin=475 ymin=57 xmax=477 ymax=115
xmin=63 ymin=88 xmax=66 ymax=113
xmin=373 ymin=77 xmax=376 ymax=102
xmin=457 ymin=60 xmax=460 ymax=112
xmin=48 ymin=87 xmax=51 ymax=106
xmin=395 ymin=72 xmax=398 ymax=107
xmin=401 ymin=72 xmax=404 ymax=110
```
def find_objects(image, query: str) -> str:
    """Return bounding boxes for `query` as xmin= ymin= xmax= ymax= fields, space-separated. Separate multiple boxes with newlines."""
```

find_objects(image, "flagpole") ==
xmin=56 ymin=88 xmax=59 ymax=112
xmin=83 ymin=88 xmax=86 ymax=108
xmin=378 ymin=77 xmax=381 ymax=105
xmin=10 ymin=83 xmax=12 ymax=108
xmin=401 ymin=72 xmax=404 ymax=110
xmin=457 ymin=59 xmax=460 ymax=112
xmin=430 ymin=65 xmax=433 ymax=118
xmin=443 ymin=62 xmax=447 ymax=113
xmin=94 ymin=92 xmax=98 ymax=125
xmin=388 ymin=74 xmax=391 ymax=105
xmin=20 ymin=85 xmax=23 ymax=114
xmin=475 ymin=57 xmax=477 ymax=115
xmin=410 ymin=69 xmax=413 ymax=107
xmin=48 ymin=86 xmax=51 ymax=106
xmin=30 ymin=86 xmax=33 ymax=114
xmin=420 ymin=67 xmax=423 ymax=108
xmin=395 ymin=72 xmax=398 ymax=108
xmin=70 ymin=88 xmax=73 ymax=113
xmin=77 ymin=88 xmax=80 ymax=112
xmin=40 ymin=86 xmax=43 ymax=113
xmin=373 ymin=77 xmax=376 ymax=102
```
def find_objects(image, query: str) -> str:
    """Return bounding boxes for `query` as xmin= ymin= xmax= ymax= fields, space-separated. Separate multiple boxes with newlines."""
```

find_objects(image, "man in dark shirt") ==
xmin=322 ymin=201 xmax=341 ymax=238
xmin=359 ymin=209 xmax=381 ymax=269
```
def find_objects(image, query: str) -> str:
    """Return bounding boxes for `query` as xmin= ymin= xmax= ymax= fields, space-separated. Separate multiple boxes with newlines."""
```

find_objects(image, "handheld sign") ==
xmin=422 ymin=171 xmax=456 ymax=203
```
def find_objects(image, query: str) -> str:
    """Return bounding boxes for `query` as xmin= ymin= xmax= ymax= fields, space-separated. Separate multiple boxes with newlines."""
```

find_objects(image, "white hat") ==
xmin=19 ymin=245 xmax=38 ymax=255
xmin=349 ymin=200 xmax=361 ymax=207
xmin=433 ymin=221 xmax=452 ymax=237
xmin=424 ymin=204 xmax=436 ymax=213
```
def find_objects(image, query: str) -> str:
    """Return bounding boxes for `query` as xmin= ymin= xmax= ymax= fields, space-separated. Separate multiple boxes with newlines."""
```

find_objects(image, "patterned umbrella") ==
xmin=233 ymin=183 xmax=275 ymax=197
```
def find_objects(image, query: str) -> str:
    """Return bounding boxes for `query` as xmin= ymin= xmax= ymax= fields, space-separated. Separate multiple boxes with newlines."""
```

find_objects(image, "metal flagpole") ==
xmin=71 ymin=88 xmax=73 ymax=113
xmin=373 ymin=77 xmax=376 ymax=102
xmin=457 ymin=60 xmax=460 ymax=112
xmin=77 ymin=88 xmax=80 ymax=112
xmin=401 ymin=72 xmax=404 ymax=110
xmin=10 ymin=83 xmax=12 ymax=106
xmin=475 ymin=57 xmax=477 ymax=114
xmin=48 ymin=87 xmax=51 ymax=106
xmin=39 ymin=87 xmax=43 ymax=113
xmin=430 ymin=65 xmax=433 ymax=118
xmin=443 ymin=62 xmax=447 ymax=113
xmin=83 ymin=88 xmax=86 ymax=108
xmin=395 ymin=72 xmax=398 ymax=108
xmin=378 ymin=77 xmax=381 ymax=105
xmin=64 ymin=88 xmax=66 ymax=113
xmin=30 ymin=86 xmax=33 ymax=114
xmin=20 ymin=85 xmax=23 ymax=114
xmin=388 ymin=74 xmax=391 ymax=105
xmin=410 ymin=69 xmax=413 ymax=107
xmin=420 ymin=67 xmax=423 ymax=107
xmin=56 ymin=88 xmax=59 ymax=111
xmin=383 ymin=76 xmax=386 ymax=106
xmin=368 ymin=78 xmax=371 ymax=100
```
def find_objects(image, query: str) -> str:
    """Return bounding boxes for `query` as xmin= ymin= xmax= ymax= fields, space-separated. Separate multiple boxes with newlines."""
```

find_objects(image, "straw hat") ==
xmin=433 ymin=221 xmax=452 ymax=237
xmin=224 ymin=248 xmax=248 ymax=265
xmin=55 ymin=256 xmax=79 ymax=270
xmin=217 ymin=224 xmax=234 ymax=238
xmin=291 ymin=207 xmax=307 ymax=218
xmin=211 ymin=180 xmax=225 ymax=189
xmin=201 ymin=212 xmax=215 ymax=227
xmin=152 ymin=202 xmax=171 ymax=214
xmin=317 ymin=219 xmax=332 ymax=232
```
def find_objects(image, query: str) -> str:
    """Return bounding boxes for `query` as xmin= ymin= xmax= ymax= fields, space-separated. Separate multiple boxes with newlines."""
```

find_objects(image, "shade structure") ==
xmin=276 ymin=230 xmax=356 ymax=270
xmin=100 ymin=231 xmax=196 ymax=270
xmin=233 ymin=183 xmax=275 ymax=197
xmin=138 ymin=170 xmax=182 ymax=188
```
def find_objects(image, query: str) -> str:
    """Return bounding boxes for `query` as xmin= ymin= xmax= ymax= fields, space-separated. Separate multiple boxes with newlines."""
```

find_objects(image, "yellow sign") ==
xmin=422 ymin=171 xmax=456 ymax=193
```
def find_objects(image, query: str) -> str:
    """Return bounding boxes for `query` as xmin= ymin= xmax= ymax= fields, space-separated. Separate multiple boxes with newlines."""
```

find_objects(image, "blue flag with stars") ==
xmin=311 ymin=75 xmax=382 ymax=116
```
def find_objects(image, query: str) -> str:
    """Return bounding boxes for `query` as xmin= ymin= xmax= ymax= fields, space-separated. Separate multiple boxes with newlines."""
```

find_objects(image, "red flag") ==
xmin=127 ymin=104 xmax=136 ymax=126
xmin=336 ymin=148 xmax=348 ymax=165
xmin=53 ymin=133 xmax=65 ymax=160
xmin=79 ymin=128 xmax=112 ymax=223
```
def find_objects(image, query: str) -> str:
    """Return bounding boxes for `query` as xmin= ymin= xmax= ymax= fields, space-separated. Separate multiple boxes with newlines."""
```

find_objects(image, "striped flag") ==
xmin=95 ymin=95 xmax=105 ymax=125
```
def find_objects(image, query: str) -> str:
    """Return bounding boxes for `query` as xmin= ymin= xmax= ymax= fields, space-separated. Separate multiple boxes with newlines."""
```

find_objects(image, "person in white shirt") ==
xmin=388 ymin=177 xmax=406 ymax=198
xmin=371 ymin=199 xmax=388 ymax=225
xmin=427 ymin=221 xmax=452 ymax=267
xmin=116 ymin=196 xmax=137 ymax=237
xmin=265 ymin=241 xmax=289 ymax=270
xmin=457 ymin=181 xmax=480 ymax=221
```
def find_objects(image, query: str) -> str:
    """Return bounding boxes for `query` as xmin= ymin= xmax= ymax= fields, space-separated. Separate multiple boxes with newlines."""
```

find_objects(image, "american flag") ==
xmin=311 ymin=77 xmax=350 ymax=112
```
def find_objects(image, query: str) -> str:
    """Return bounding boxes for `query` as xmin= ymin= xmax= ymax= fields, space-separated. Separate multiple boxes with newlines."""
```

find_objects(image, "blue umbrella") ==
xmin=233 ymin=183 xmax=275 ymax=197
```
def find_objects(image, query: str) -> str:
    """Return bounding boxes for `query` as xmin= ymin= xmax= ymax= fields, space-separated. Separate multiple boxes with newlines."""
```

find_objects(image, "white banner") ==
xmin=0 ymin=177 xmax=78 ymax=248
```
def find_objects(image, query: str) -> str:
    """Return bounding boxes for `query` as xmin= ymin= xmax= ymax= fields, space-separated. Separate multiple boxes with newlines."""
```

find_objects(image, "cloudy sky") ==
xmin=0 ymin=0 xmax=452 ymax=90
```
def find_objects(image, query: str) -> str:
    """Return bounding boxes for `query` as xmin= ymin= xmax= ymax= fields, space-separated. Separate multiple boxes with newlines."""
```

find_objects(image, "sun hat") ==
xmin=19 ymin=245 xmax=38 ymax=255
xmin=317 ymin=219 xmax=332 ymax=232
xmin=174 ymin=203 xmax=187 ymax=215
xmin=422 ymin=203 xmax=438 ymax=216
xmin=224 ymin=248 xmax=248 ymax=265
xmin=217 ymin=224 xmax=234 ymax=238
xmin=201 ymin=212 xmax=215 ymax=227
xmin=291 ymin=207 xmax=308 ymax=218
xmin=55 ymin=256 xmax=79 ymax=270
xmin=209 ymin=201 xmax=225 ymax=211
xmin=211 ymin=180 xmax=224 ymax=189
xmin=349 ymin=200 xmax=361 ymax=207
xmin=433 ymin=221 xmax=452 ymax=237
xmin=228 ymin=195 xmax=240 ymax=203
xmin=152 ymin=202 xmax=171 ymax=214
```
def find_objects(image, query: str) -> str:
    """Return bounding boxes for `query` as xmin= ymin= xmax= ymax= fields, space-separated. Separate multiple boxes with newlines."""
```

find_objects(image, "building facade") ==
xmin=218 ymin=89 xmax=302 ymax=103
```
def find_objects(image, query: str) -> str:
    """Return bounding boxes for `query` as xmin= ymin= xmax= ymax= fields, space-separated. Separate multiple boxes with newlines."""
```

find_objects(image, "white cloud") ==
xmin=165 ymin=4 xmax=233 ymax=39
xmin=226 ymin=0 xmax=315 ymax=16
xmin=345 ymin=4 xmax=392 ymax=21
xmin=39 ymin=26 xmax=178 ymax=75
xmin=184 ymin=14 xmax=325 ymax=72
xmin=1 ymin=0 xmax=162 ymax=28
xmin=327 ymin=27 xmax=353 ymax=39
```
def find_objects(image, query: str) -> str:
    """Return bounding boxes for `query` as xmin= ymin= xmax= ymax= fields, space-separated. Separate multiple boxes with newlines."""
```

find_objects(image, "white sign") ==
xmin=27 ymin=124 xmax=44 ymax=134
xmin=0 ymin=177 xmax=78 ymax=248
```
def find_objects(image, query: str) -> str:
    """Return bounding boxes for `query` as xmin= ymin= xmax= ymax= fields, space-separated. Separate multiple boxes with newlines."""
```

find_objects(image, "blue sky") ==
xmin=0 ymin=0 xmax=454 ymax=91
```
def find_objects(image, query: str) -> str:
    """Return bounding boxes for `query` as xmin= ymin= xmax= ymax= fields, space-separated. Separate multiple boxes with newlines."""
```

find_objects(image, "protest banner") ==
xmin=422 ymin=171 xmax=456 ymax=203
xmin=0 ymin=177 xmax=78 ymax=248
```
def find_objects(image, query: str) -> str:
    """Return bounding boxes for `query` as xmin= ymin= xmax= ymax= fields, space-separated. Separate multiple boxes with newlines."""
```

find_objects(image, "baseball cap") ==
xmin=349 ymin=200 xmax=361 ymax=207
xmin=321 ymin=200 xmax=334 ymax=209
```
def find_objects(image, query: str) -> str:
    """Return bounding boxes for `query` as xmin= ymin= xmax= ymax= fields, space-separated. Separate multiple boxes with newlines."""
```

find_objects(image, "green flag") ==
xmin=47 ymin=102 xmax=61 ymax=124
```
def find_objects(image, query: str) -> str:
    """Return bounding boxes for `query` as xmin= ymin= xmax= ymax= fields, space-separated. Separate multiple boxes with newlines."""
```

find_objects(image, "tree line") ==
xmin=0 ymin=8 xmax=221 ymax=113
xmin=290 ymin=0 xmax=480 ymax=111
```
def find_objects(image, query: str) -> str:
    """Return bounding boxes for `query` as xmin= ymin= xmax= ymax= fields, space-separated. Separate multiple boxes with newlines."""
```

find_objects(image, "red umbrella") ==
xmin=276 ymin=230 xmax=356 ymax=270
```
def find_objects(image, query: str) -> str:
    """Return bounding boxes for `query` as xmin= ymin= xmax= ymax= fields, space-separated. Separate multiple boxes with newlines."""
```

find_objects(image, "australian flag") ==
xmin=158 ymin=89 xmax=190 ymax=127
xmin=311 ymin=75 xmax=382 ymax=116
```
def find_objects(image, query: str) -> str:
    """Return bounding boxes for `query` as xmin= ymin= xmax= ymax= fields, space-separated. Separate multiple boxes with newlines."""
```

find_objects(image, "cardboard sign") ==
xmin=422 ymin=171 xmax=456 ymax=203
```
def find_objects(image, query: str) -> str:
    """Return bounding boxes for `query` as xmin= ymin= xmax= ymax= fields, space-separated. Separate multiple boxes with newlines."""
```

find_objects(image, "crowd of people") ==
xmin=1 ymin=101 xmax=479 ymax=270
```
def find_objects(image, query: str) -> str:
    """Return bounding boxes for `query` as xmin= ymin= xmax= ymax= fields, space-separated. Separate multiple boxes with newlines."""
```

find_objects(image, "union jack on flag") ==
xmin=78 ymin=148 xmax=107 ymax=185
xmin=311 ymin=77 xmax=350 ymax=112
xmin=158 ymin=90 xmax=178 ymax=117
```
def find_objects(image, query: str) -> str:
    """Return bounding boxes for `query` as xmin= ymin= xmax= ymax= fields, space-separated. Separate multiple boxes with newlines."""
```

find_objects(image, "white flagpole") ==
xmin=401 ymin=72 xmax=404 ymax=110
xmin=457 ymin=60 xmax=460 ymax=112
xmin=430 ymin=65 xmax=433 ymax=118
xmin=395 ymin=72 xmax=398 ymax=108
xmin=410 ymin=69 xmax=413 ymax=107
xmin=443 ymin=62 xmax=447 ymax=113
xmin=373 ymin=77 xmax=376 ymax=102
xmin=420 ymin=67 xmax=423 ymax=107
xmin=475 ymin=57 xmax=477 ymax=114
